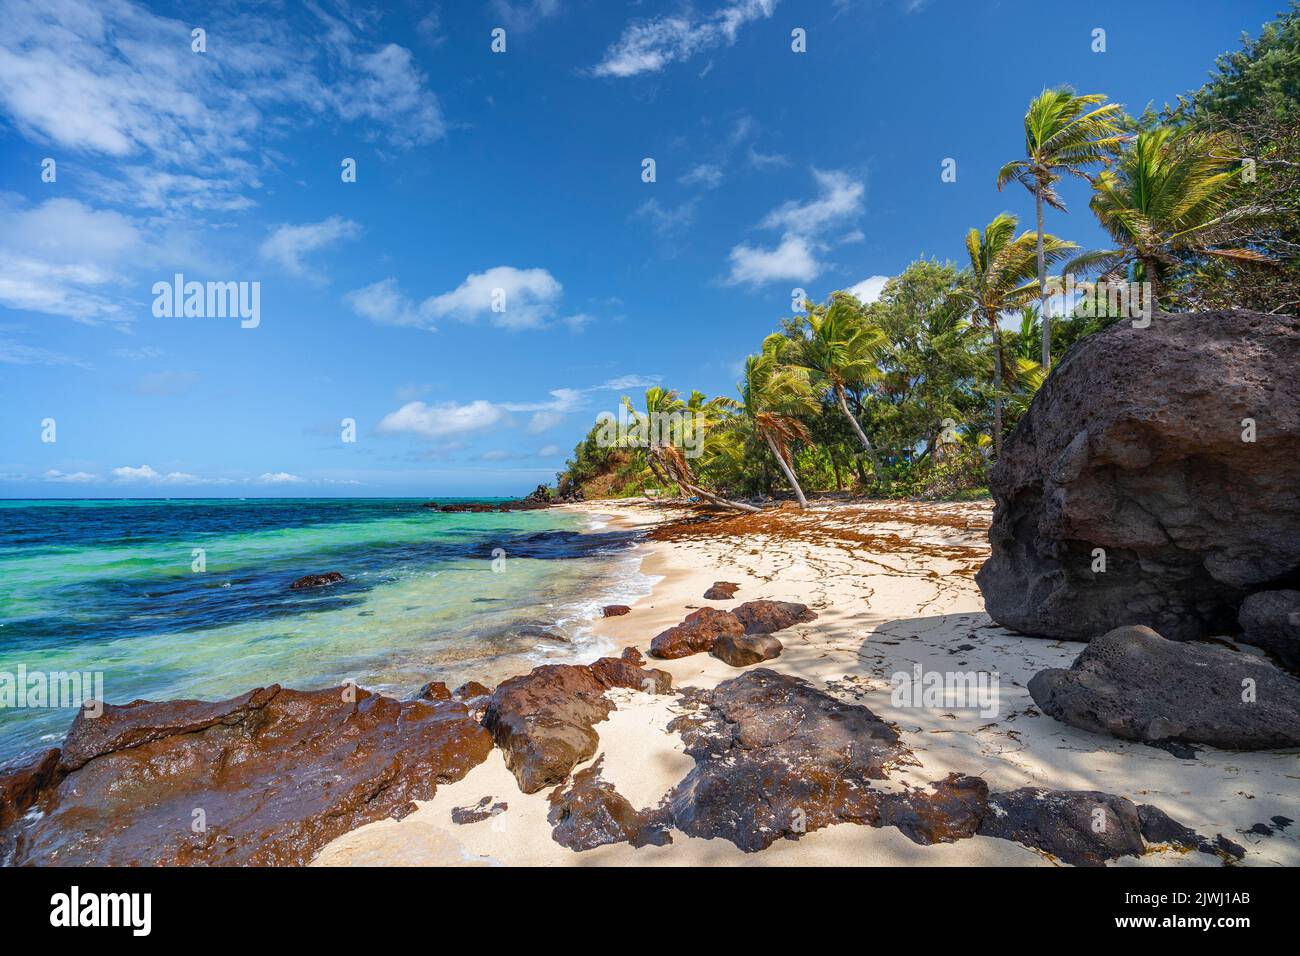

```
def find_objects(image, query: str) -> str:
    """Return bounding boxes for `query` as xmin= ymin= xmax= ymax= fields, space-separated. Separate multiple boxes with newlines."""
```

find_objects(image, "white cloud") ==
xmin=376 ymin=400 xmax=507 ymax=439
xmin=682 ymin=163 xmax=724 ymax=188
xmin=847 ymin=275 xmax=890 ymax=304
xmin=490 ymin=0 xmax=563 ymax=32
xmin=527 ymin=411 xmax=565 ymax=433
xmin=259 ymin=217 xmax=360 ymax=277
xmin=634 ymin=198 xmax=698 ymax=237
xmin=727 ymin=234 xmax=819 ymax=286
xmin=0 ymin=338 xmax=90 ymax=368
xmin=593 ymin=0 xmax=779 ymax=78
xmin=346 ymin=266 xmax=567 ymax=331
xmin=256 ymin=472 xmax=303 ymax=483
xmin=537 ymin=444 xmax=562 ymax=457
xmin=44 ymin=469 xmax=97 ymax=483
xmin=112 ymin=464 xmax=202 ymax=484
xmin=0 ymin=0 xmax=446 ymax=192
xmin=760 ymin=169 xmax=865 ymax=235
xmin=725 ymin=169 xmax=866 ymax=287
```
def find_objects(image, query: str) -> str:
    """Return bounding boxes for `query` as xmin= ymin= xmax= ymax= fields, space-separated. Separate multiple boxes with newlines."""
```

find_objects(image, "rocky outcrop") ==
xmin=1028 ymin=625 xmax=1300 ymax=750
xmin=665 ymin=670 xmax=907 ymax=851
xmin=547 ymin=756 xmax=672 ymax=851
xmin=290 ymin=572 xmax=344 ymax=590
xmin=1240 ymin=590 xmax=1300 ymax=673
xmin=977 ymin=310 xmax=1300 ymax=641
xmin=429 ymin=497 xmax=550 ymax=513
xmin=976 ymin=788 xmax=1145 ymax=867
xmin=2 ymin=684 xmax=493 ymax=866
xmin=602 ymin=605 xmax=631 ymax=617
xmin=710 ymin=633 xmax=783 ymax=667
xmin=703 ymin=582 xmax=740 ymax=600
xmin=0 ymin=750 xmax=60 ymax=830
xmin=732 ymin=600 xmax=817 ymax=634
xmin=649 ymin=607 xmax=744 ymax=659
xmin=483 ymin=649 xmax=672 ymax=794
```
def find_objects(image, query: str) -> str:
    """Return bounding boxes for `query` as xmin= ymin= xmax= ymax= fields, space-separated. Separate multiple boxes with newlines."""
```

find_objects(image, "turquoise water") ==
xmin=0 ymin=498 xmax=650 ymax=763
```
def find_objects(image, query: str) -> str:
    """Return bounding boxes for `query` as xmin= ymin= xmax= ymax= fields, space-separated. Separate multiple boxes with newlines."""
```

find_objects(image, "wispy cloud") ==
xmin=347 ymin=266 xmax=572 ymax=331
xmin=259 ymin=217 xmax=361 ymax=277
xmin=592 ymin=0 xmax=779 ymax=78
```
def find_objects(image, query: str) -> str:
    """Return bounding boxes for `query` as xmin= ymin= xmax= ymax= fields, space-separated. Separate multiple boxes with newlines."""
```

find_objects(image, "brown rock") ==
xmin=0 ymin=749 xmax=61 ymax=830
xmin=289 ymin=572 xmax=344 ymax=590
xmin=703 ymin=582 xmax=740 ymax=600
xmin=5 ymin=684 xmax=493 ymax=866
xmin=602 ymin=605 xmax=631 ymax=617
xmin=547 ymin=756 xmax=672 ymax=851
xmin=451 ymin=797 xmax=508 ymax=825
xmin=976 ymin=788 xmax=1145 ymax=867
xmin=876 ymin=773 xmax=990 ymax=845
xmin=710 ymin=633 xmax=783 ymax=667
xmin=484 ymin=654 xmax=672 ymax=794
xmin=731 ymin=600 xmax=817 ymax=634
xmin=649 ymin=607 xmax=744 ymax=659
xmin=416 ymin=681 xmax=452 ymax=701
xmin=453 ymin=681 xmax=493 ymax=700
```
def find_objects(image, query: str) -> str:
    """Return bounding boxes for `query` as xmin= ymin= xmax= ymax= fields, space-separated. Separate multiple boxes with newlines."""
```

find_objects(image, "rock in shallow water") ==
xmin=289 ymin=571 xmax=344 ymax=590
xmin=3 ymin=684 xmax=493 ymax=866
xmin=977 ymin=309 xmax=1300 ymax=642
xmin=1028 ymin=625 xmax=1300 ymax=750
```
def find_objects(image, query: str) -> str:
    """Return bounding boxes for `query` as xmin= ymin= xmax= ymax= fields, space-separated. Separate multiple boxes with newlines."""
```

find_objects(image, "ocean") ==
xmin=0 ymin=498 xmax=653 ymax=764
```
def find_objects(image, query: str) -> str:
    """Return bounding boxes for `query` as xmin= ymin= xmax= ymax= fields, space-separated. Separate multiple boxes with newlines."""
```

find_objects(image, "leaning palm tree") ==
xmin=1069 ymin=125 xmax=1270 ymax=306
xmin=736 ymin=334 xmax=819 ymax=508
xmin=959 ymin=213 xmax=1076 ymax=458
xmin=620 ymin=387 xmax=758 ymax=512
xmin=793 ymin=292 xmax=886 ymax=482
xmin=997 ymin=88 xmax=1128 ymax=369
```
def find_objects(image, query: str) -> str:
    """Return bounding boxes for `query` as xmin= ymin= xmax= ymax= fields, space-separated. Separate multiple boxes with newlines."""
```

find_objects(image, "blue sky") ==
xmin=0 ymin=0 xmax=1280 ymax=497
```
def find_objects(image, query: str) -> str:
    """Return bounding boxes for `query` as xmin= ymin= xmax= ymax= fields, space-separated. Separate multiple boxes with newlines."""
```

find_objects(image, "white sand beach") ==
xmin=314 ymin=500 xmax=1300 ymax=867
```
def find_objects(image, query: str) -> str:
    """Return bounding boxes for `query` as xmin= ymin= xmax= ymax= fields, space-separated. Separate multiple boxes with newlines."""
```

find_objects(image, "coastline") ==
xmin=312 ymin=499 xmax=1300 ymax=867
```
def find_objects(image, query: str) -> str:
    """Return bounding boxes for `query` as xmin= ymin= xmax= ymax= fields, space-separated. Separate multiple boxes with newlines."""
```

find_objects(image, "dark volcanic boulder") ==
xmin=664 ymin=669 xmax=908 ymax=851
xmin=602 ymin=605 xmax=631 ymax=617
xmin=4 ymin=684 xmax=493 ymax=866
xmin=732 ymin=600 xmax=816 ymax=634
xmin=0 ymin=749 xmax=61 ymax=830
xmin=703 ymin=582 xmax=740 ymax=600
xmin=710 ymin=633 xmax=783 ymax=667
xmin=977 ymin=310 xmax=1300 ymax=641
xmin=649 ymin=607 xmax=744 ymax=659
xmin=483 ymin=651 xmax=671 ymax=794
xmin=290 ymin=571 xmax=344 ymax=590
xmin=1028 ymin=625 xmax=1300 ymax=749
xmin=1239 ymin=590 xmax=1300 ymax=672
xmin=976 ymin=788 xmax=1145 ymax=867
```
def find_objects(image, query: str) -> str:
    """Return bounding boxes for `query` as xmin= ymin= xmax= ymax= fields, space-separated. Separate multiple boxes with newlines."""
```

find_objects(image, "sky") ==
xmin=0 ymin=0 xmax=1282 ymax=498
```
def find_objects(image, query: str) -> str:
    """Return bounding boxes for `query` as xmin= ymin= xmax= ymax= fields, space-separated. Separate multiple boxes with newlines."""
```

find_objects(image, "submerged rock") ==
xmin=732 ymin=600 xmax=817 ymax=634
xmin=3 ymin=684 xmax=493 ymax=866
xmin=290 ymin=571 xmax=344 ymax=590
xmin=649 ymin=607 xmax=744 ymax=659
xmin=1028 ymin=625 xmax=1300 ymax=750
xmin=1239 ymin=589 xmax=1300 ymax=673
xmin=483 ymin=649 xmax=672 ymax=794
xmin=977 ymin=309 xmax=1300 ymax=642
xmin=703 ymin=582 xmax=740 ymax=600
xmin=710 ymin=633 xmax=783 ymax=667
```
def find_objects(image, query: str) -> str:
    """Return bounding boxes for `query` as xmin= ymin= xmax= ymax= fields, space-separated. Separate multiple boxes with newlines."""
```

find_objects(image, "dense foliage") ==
xmin=556 ymin=10 xmax=1299 ymax=505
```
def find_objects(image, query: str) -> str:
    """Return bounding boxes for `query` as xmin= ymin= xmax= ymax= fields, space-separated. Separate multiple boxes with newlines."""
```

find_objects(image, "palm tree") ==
xmin=793 ymin=292 xmax=886 ymax=482
xmin=960 ymin=213 xmax=1076 ymax=458
xmin=997 ymin=88 xmax=1128 ymax=369
xmin=736 ymin=334 xmax=819 ymax=508
xmin=1070 ymin=125 xmax=1269 ymax=306
xmin=620 ymin=387 xmax=758 ymax=512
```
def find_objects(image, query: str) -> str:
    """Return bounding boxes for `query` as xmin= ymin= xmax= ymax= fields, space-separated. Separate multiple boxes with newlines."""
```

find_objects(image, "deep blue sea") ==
xmin=0 ymin=498 xmax=651 ymax=763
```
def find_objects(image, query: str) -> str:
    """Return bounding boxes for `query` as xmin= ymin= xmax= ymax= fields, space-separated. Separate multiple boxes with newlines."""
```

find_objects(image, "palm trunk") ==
xmin=834 ymin=384 xmax=882 ymax=475
xmin=650 ymin=446 xmax=758 ymax=513
xmin=764 ymin=433 xmax=808 ymax=509
xmin=1141 ymin=255 xmax=1164 ymax=311
xmin=1036 ymin=187 xmax=1051 ymax=371
xmin=991 ymin=314 xmax=1005 ymax=460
